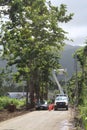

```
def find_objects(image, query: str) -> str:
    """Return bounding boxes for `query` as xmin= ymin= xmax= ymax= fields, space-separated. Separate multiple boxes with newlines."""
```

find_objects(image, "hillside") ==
xmin=0 ymin=45 xmax=81 ymax=79
xmin=59 ymin=44 xmax=81 ymax=79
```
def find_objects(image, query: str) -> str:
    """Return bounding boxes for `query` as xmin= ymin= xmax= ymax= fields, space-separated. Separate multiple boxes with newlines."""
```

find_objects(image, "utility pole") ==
xmin=74 ymin=53 xmax=78 ymax=106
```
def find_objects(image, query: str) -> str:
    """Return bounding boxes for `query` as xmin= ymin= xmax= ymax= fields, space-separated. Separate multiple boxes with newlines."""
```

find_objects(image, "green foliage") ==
xmin=0 ymin=0 xmax=73 ymax=107
xmin=69 ymin=44 xmax=87 ymax=129
xmin=47 ymin=99 xmax=53 ymax=104
xmin=11 ymin=98 xmax=26 ymax=109
xmin=79 ymin=106 xmax=87 ymax=129
xmin=74 ymin=47 xmax=85 ymax=67
xmin=0 ymin=96 xmax=10 ymax=109
xmin=0 ymin=96 xmax=26 ymax=110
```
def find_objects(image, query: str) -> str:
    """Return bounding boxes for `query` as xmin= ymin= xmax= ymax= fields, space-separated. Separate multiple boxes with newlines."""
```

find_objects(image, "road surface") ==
xmin=0 ymin=108 xmax=74 ymax=130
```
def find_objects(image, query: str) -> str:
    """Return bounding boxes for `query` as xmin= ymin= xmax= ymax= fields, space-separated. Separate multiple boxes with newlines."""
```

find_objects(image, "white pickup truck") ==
xmin=54 ymin=94 xmax=69 ymax=110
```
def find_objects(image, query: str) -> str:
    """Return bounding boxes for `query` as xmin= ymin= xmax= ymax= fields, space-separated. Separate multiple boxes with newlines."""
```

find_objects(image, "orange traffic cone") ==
xmin=48 ymin=103 xmax=54 ymax=111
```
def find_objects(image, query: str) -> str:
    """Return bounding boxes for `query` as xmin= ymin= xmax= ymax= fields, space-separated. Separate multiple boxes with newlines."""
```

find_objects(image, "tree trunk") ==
xmin=29 ymin=78 xmax=35 ymax=108
xmin=44 ymin=82 xmax=48 ymax=100
xmin=25 ymin=80 xmax=30 ymax=109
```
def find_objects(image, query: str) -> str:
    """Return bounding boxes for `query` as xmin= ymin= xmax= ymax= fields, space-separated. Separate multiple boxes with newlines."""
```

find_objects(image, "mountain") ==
xmin=59 ymin=44 xmax=81 ymax=79
xmin=0 ymin=45 xmax=81 ymax=79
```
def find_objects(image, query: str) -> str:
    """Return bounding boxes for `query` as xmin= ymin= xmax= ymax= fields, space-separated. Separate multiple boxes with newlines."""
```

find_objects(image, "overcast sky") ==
xmin=50 ymin=0 xmax=87 ymax=46
xmin=0 ymin=1 xmax=87 ymax=46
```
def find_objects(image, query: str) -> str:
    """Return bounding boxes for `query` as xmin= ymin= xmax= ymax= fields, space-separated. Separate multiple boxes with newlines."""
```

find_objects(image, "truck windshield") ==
xmin=56 ymin=96 xmax=68 ymax=101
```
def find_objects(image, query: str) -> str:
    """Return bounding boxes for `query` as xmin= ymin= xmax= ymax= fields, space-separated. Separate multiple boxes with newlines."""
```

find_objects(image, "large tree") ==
xmin=74 ymin=45 xmax=87 ymax=105
xmin=0 ymin=0 xmax=73 ymax=108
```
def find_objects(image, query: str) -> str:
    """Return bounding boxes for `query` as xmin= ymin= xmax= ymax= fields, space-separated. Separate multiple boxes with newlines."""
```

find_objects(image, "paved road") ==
xmin=0 ymin=108 xmax=74 ymax=130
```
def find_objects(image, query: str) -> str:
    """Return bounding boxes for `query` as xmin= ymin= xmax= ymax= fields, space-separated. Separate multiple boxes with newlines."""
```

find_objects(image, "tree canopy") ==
xmin=0 ymin=0 xmax=73 ymax=107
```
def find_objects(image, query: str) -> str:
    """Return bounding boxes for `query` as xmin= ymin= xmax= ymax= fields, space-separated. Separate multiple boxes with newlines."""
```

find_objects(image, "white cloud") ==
xmin=49 ymin=0 xmax=87 ymax=46
xmin=62 ymin=25 xmax=87 ymax=39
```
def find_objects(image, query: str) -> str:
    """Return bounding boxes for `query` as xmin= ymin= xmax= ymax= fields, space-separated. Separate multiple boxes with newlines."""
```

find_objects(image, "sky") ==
xmin=0 ymin=1 xmax=87 ymax=47
xmin=50 ymin=0 xmax=87 ymax=46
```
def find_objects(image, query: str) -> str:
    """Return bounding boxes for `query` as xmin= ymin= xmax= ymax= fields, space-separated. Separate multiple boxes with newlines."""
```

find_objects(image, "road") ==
xmin=0 ymin=108 xmax=74 ymax=130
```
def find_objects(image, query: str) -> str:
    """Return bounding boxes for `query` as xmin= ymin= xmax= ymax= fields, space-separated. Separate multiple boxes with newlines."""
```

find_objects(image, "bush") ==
xmin=0 ymin=96 xmax=26 ymax=110
xmin=0 ymin=97 xmax=11 ymax=109
xmin=79 ymin=106 xmax=87 ymax=129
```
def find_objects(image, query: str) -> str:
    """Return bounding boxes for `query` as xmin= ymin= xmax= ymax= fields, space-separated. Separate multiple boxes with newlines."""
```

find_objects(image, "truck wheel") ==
xmin=66 ymin=106 xmax=68 ymax=110
xmin=54 ymin=106 xmax=57 ymax=111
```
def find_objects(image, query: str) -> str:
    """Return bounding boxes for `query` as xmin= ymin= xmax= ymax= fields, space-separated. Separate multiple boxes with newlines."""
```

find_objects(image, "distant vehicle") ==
xmin=35 ymin=100 xmax=48 ymax=110
xmin=54 ymin=94 xmax=69 ymax=110
xmin=56 ymin=94 xmax=68 ymax=98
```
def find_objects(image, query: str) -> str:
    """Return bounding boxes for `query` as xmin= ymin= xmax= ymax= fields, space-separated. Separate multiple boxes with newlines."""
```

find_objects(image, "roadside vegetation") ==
xmin=68 ymin=45 xmax=87 ymax=129
xmin=0 ymin=96 xmax=26 ymax=111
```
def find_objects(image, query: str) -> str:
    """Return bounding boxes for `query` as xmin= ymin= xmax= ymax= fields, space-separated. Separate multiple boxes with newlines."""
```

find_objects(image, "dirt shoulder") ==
xmin=0 ymin=108 xmax=33 ymax=122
